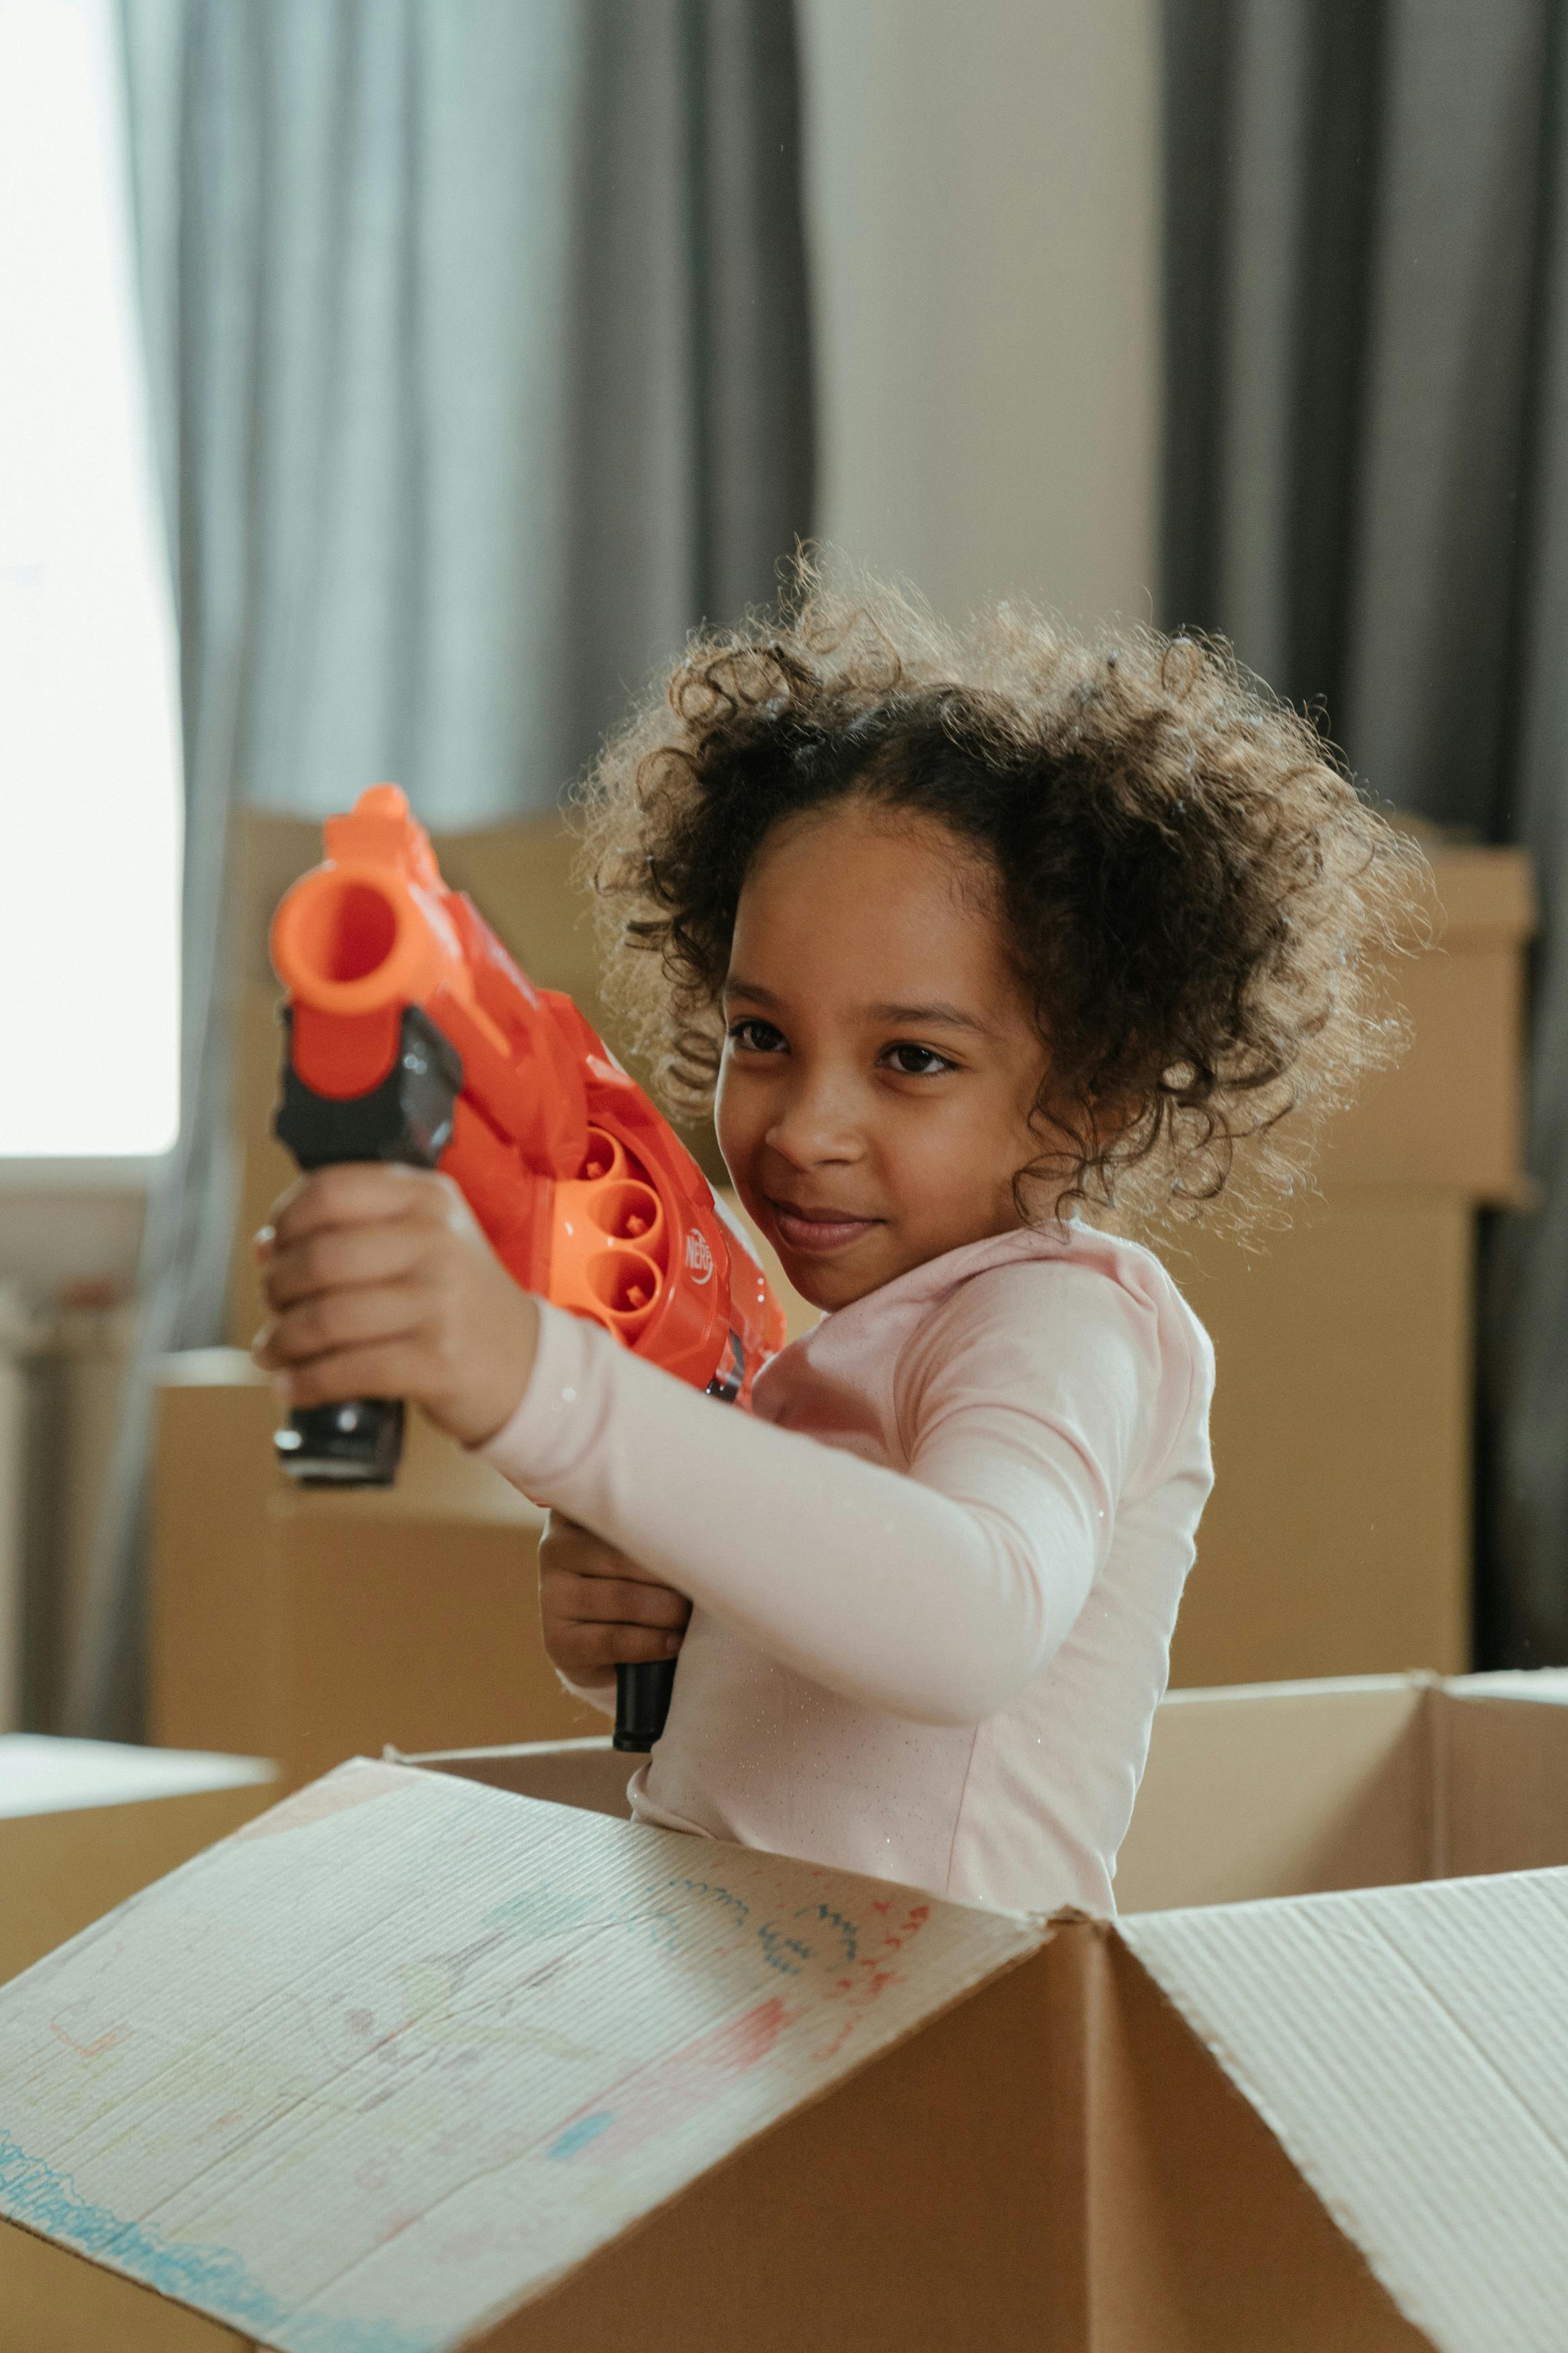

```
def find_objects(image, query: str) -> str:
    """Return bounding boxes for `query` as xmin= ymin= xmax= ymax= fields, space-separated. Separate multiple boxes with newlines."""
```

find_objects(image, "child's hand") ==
xmin=254 ymin=1164 xmax=540 ymax=1449
xmin=538 ymin=1511 xmax=690 ymax=1691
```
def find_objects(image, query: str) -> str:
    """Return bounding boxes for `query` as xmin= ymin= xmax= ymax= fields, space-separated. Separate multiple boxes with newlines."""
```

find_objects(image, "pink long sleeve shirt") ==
xmin=482 ymin=1221 xmax=1214 ymax=1916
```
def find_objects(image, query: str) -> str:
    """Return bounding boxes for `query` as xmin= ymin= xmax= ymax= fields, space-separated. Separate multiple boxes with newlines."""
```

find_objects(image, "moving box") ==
xmin=5 ymin=1668 xmax=1567 ymax=2351
xmin=0 ymin=1735 xmax=274 ymax=1986
xmin=150 ymin=1354 xmax=601 ymax=1788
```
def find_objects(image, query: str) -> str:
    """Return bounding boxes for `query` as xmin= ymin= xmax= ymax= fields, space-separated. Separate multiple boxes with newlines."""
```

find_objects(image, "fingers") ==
xmin=263 ymin=1220 xmax=427 ymax=1310
xmin=269 ymin=1340 xmax=438 ymax=1412
xmin=538 ymin=1515 xmax=692 ymax=1681
xmin=252 ymin=1160 xmax=539 ymax=1447
xmin=550 ymin=1621 xmax=684 ymax=1673
xmin=256 ymin=1277 xmax=423 ymax=1371
xmin=263 ymin=1164 xmax=462 ymax=1252
xmin=543 ymin=1568 xmax=690 ymax=1632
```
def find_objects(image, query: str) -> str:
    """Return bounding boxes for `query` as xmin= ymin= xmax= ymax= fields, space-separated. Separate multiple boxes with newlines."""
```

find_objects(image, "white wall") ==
xmin=800 ymin=0 xmax=1161 ymax=628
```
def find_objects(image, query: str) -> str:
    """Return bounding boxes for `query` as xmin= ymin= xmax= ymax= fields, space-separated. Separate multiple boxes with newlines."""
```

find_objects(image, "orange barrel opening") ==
xmin=579 ymin=1127 xmax=628 ymax=1186
xmin=290 ymin=877 xmax=399 ymax=984
xmin=586 ymin=1249 xmax=662 ymax=1324
xmin=587 ymin=1181 xmax=664 ymax=1254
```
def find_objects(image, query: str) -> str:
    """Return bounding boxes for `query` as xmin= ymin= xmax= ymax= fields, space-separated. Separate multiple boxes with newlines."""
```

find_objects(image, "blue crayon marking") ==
xmin=546 ymin=2111 xmax=615 ymax=2161
xmin=757 ymin=1925 xmax=814 ymax=1975
xmin=0 ymin=2132 xmax=438 ymax=2353
xmin=798 ymin=1903 xmax=859 ymax=1965
xmin=755 ymin=1903 xmax=859 ymax=1976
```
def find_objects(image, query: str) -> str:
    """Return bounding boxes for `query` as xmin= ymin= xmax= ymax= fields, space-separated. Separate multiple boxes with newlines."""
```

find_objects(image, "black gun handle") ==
xmin=614 ymin=1658 xmax=677 ymax=1752
xmin=274 ymin=1398 xmax=405 ymax=1486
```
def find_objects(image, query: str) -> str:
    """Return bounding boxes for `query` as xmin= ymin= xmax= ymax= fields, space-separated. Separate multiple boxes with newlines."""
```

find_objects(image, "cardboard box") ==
xmin=1323 ymin=842 xmax=1534 ymax=1200
xmin=206 ymin=1174 xmax=1479 ymax=1714
xmin=1147 ymin=842 xmax=1533 ymax=1684
xmin=161 ymin=1195 xmax=810 ymax=1799
xmin=0 ymin=1735 xmax=275 ymax=1985
xmin=1169 ymin=1186 xmax=1473 ymax=1685
xmin=1118 ymin=1665 xmax=1568 ymax=1905
xmin=150 ymin=1353 xmax=600 ymax=1789
xmin=210 ymin=1166 xmax=1479 ymax=1709
xmin=5 ymin=1669 xmax=1568 ymax=2350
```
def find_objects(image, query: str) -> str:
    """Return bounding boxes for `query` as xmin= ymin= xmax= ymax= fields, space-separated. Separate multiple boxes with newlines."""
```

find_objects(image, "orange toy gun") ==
xmin=269 ymin=785 xmax=784 ymax=1752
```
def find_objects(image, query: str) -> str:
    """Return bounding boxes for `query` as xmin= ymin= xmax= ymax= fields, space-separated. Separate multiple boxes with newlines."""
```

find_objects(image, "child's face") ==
xmin=716 ymin=803 xmax=1053 ymax=1310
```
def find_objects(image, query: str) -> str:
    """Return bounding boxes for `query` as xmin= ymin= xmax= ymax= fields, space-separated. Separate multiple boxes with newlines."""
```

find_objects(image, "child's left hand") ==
xmin=253 ymin=1164 xmax=540 ymax=1449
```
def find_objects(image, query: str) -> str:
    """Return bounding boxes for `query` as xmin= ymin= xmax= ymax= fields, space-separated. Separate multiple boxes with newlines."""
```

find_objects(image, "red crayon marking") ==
xmin=49 ymin=2015 xmax=126 ymax=2060
xmin=547 ymin=1996 xmax=791 ymax=2167
xmin=812 ymin=2018 xmax=858 ymax=2066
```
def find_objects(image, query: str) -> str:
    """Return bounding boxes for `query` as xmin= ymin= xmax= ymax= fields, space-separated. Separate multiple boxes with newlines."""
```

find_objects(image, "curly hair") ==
xmin=575 ymin=566 xmax=1425 ymax=1237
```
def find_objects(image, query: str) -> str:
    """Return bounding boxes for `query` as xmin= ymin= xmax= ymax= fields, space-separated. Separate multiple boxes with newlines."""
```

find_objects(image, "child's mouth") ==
xmin=766 ymin=1199 xmax=880 ymax=1255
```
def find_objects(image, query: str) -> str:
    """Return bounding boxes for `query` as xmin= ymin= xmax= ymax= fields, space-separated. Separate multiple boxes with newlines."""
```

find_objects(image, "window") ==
xmin=0 ymin=0 xmax=180 ymax=1157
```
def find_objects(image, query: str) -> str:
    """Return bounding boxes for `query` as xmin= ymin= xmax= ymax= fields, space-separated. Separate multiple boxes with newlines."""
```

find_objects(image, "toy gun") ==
xmin=269 ymin=784 xmax=785 ymax=1753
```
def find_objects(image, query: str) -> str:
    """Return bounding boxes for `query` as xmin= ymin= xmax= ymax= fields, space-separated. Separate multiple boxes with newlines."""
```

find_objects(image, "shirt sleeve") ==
xmin=483 ymin=1261 xmax=1162 ymax=1727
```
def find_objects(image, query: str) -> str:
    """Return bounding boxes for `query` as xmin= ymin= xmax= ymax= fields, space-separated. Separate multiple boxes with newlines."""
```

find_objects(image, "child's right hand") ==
xmin=538 ymin=1511 xmax=691 ymax=1691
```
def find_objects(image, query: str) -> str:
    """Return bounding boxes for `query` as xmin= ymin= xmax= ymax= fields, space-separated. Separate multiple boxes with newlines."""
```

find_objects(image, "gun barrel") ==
xmin=272 ymin=864 xmax=462 ymax=1016
xmin=272 ymin=792 xmax=586 ymax=1168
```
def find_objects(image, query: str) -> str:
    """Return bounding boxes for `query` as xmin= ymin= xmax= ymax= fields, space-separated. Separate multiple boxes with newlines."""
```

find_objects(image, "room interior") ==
xmin=1 ymin=3 xmax=1565 ymax=2344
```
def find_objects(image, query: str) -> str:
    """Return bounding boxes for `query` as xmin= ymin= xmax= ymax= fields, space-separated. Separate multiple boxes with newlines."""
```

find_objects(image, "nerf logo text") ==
xmin=685 ymin=1228 xmax=714 ymax=1284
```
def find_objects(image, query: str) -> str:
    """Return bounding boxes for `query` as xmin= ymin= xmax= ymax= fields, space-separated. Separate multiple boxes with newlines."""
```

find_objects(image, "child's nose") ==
xmin=764 ymin=1071 xmax=864 ymax=1166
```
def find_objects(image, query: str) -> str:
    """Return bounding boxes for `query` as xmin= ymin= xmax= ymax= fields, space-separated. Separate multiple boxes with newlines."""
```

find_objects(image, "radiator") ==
xmin=0 ymin=1295 xmax=136 ymax=1732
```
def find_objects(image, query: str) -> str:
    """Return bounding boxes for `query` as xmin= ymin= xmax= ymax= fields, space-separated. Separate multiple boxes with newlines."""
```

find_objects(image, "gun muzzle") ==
xmin=271 ymin=861 xmax=460 ymax=1018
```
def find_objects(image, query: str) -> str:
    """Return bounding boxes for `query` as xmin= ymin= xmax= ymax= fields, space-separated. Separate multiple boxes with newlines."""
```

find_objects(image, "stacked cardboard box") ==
xmin=150 ymin=1353 xmax=602 ymax=1788
xmin=1167 ymin=843 xmax=1535 ymax=1685
xmin=3 ymin=1669 xmax=1567 ymax=2350
xmin=0 ymin=1735 xmax=275 ymax=1985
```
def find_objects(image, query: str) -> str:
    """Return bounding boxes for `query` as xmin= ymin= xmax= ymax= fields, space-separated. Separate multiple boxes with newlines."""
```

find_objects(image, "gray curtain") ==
xmin=1164 ymin=0 xmax=1568 ymax=1663
xmin=69 ymin=0 xmax=813 ymax=1735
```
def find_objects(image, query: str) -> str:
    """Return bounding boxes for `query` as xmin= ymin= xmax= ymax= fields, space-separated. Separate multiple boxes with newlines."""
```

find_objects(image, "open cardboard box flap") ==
xmin=1120 ymin=1872 xmax=1568 ymax=2351
xmin=5 ymin=1673 xmax=1568 ymax=2351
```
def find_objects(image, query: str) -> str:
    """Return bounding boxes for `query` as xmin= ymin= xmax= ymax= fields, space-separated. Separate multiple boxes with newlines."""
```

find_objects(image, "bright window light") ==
xmin=0 ymin=0 xmax=181 ymax=1156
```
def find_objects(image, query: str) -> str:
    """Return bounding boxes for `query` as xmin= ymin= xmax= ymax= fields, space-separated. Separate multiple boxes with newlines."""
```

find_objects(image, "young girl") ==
xmin=256 ymin=581 xmax=1413 ymax=1917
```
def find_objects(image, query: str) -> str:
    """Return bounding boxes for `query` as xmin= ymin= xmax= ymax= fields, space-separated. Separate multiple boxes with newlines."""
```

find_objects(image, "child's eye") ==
xmin=727 ymin=1018 xmax=788 ymax=1055
xmin=880 ymin=1041 xmax=958 ymax=1078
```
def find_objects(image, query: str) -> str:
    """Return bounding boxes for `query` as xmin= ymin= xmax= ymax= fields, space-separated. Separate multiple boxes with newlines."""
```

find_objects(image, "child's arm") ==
xmin=257 ymin=1168 xmax=1170 ymax=1728
xmin=481 ymin=1261 xmax=1161 ymax=1727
